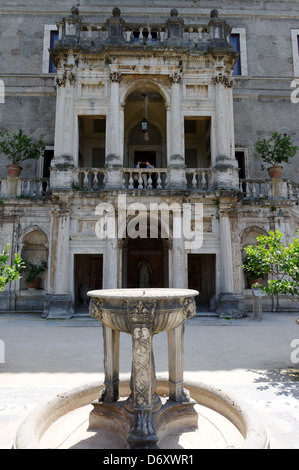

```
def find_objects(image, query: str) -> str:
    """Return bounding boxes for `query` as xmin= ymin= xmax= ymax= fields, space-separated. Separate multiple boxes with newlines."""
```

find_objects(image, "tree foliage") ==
xmin=254 ymin=131 xmax=298 ymax=170
xmin=243 ymin=230 xmax=299 ymax=298
xmin=0 ymin=244 xmax=25 ymax=292
xmin=0 ymin=129 xmax=46 ymax=165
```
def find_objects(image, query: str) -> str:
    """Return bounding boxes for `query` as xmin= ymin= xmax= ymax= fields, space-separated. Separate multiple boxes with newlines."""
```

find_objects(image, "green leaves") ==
xmin=0 ymin=129 xmax=46 ymax=165
xmin=254 ymin=131 xmax=298 ymax=170
xmin=0 ymin=244 xmax=26 ymax=292
xmin=243 ymin=230 xmax=299 ymax=298
xmin=23 ymin=260 xmax=47 ymax=284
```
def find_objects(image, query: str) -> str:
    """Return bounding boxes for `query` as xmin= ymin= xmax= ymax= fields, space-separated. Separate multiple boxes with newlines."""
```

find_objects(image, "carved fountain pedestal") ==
xmin=88 ymin=288 xmax=198 ymax=448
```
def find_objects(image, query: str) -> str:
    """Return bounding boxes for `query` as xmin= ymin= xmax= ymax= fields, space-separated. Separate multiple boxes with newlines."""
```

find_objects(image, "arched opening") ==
xmin=124 ymin=87 xmax=167 ymax=169
xmin=122 ymin=234 xmax=169 ymax=289
xmin=241 ymin=226 xmax=268 ymax=289
xmin=21 ymin=229 xmax=48 ymax=290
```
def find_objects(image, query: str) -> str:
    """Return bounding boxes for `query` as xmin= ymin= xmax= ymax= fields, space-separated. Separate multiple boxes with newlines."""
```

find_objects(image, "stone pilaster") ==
xmin=217 ymin=203 xmax=243 ymax=318
xmin=167 ymin=72 xmax=186 ymax=189
xmin=212 ymin=72 xmax=239 ymax=190
xmin=105 ymin=70 xmax=123 ymax=189
xmin=45 ymin=204 xmax=72 ymax=318
xmin=50 ymin=67 xmax=77 ymax=190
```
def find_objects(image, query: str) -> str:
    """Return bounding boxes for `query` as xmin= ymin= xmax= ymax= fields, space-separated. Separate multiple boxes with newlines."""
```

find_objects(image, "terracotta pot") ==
xmin=248 ymin=278 xmax=262 ymax=288
xmin=6 ymin=164 xmax=22 ymax=177
xmin=267 ymin=166 xmax=283 ymax=178
xmin=27 ymin=278 xmax=41 ymax=289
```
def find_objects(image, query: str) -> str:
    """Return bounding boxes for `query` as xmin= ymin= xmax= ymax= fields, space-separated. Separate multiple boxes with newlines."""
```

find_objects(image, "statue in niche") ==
xmin=137 ymin=259 xmax=152 ymax=288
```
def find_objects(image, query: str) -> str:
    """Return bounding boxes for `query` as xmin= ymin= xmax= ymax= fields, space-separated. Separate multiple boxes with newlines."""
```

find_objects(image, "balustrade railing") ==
xmin=240 ymin=178 xmax=299 ymax=204
xmin=73 ymin=168 xmax=106 ymax=191
xmin=185 ymin=169 xmax=213 ymax=190
xmin=239 ymin=179 xmax=271 ymax=199
xmin=122 ymin=168 xmax=168 ymax=190
xmin=286 ymin=180 xmax=299 ymax=203
xmin=0 ymin=178 xmax=49 ymax=197
xmin=79 ymin=22 xmax=210 ymax=46
xmin=0 ymin=171 xmax=298 ymax=202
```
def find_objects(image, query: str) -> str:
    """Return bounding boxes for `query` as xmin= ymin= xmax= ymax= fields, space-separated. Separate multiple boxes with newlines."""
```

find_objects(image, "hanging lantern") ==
xmin=140 ymin=94 xmax=149 ymax=134
xmin=140 ymin=117 xmax=149 ymax=134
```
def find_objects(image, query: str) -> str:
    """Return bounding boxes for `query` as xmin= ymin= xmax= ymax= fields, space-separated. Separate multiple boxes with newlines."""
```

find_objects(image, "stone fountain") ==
xmin=13 ymin=287 xmax=270 ymax=449
xmin=87 ymin=288 xmax=198 ymax=448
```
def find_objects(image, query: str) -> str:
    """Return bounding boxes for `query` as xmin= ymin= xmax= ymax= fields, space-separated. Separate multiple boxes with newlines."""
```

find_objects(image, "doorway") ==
xmin=123 ymin=236 xmax=168 ymax=288
xmin=188 ymin=254 xmax=216 ymax=312
xmin=134 ymin=151 xmax=156 ymax=168
xmin=74 ymin=254 xmax=103 ymax=311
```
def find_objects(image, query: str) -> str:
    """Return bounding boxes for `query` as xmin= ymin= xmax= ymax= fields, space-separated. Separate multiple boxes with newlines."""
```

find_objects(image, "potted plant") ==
xmin=24 ymin=260 xmax=47 ymax=289
xmin=254 ymin=131 xmax=298 ymax=178
xmin=0 ymin=129 xmax=46 ymax=177
xmin=243 ymin=255 xmax=265 ymax=288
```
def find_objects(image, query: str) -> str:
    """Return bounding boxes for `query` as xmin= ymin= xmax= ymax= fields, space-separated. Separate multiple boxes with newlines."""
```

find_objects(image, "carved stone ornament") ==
xmin=109 ymin=71 xmax=122 ymax=83
xmin=169 ymin=72 xmax=182 ymax=84
xmin=182 ymin=297 xmax=196 ymax=319
xmin=212 ymin=72 xmax=233 ymax=88
xmin=125 ymin=298 xmax=156 ymax=327
xmin=55 ymin=70 xmax=76 ymax=87
xmin=89 ymin=297 xmax=103 ymax=321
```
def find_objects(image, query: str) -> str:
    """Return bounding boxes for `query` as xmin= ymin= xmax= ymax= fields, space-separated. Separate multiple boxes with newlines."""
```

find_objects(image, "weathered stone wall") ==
xmin=1 ymin=1 xmax=299 ymax=179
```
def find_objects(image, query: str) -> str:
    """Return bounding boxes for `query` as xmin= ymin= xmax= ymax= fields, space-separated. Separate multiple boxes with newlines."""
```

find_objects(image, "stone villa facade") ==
xmin=0 ymin=1 xmax=299 ymax=318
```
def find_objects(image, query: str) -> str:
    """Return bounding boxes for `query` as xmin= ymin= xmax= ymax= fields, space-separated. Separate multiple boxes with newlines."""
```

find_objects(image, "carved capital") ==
xmin=212 ymin=72 xmax=233 ymax=88
xmin=55 ymin=70 xmax=76 ymax=87
xmin=109 ymin=71 xmax=122 ymax=83
xmin=169 ymin=72 xmax=182 ymax=84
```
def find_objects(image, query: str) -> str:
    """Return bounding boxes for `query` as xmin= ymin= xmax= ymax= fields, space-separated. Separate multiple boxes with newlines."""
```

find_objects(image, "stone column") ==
xmin=217 ymin=203 xmax=241 ymax=317
xmin=105 ymin=71 xmax=123 ymax=189
xmin=213 ymin=73 xmax=231 ymax=158
xmin=101 ymin=214 xmax=120 ymax=402
xmin=167 ymin=72 xmax=186 ymax=189
xmin=46 ymin=204 xmax=72 ymax=318
xmin=168 ymin=212 xmax=189 ymax=402
xmin=50 ymin=68 xmax=77 ymax=189
xmin=212 ymin=73 xmax=239 ymax=190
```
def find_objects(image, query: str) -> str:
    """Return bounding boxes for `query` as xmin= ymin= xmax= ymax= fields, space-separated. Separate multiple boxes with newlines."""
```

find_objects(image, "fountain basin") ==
xmin=14 ymin=379 xmax=270 ymax=449
xmin=88 ymin=288 xmax=198 ymax=334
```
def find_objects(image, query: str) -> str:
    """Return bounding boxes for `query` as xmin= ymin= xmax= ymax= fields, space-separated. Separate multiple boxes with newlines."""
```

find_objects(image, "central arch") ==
xmin=123 ymin=80 xmax=167 ymax=168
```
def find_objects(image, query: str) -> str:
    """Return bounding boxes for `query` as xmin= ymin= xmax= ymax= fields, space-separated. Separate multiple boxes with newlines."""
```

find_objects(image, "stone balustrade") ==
xmin=239 ymin=179 xmax=271 ymax=199
xmin=80 ymin=22 xmax=209 ymax=45
xmin=240 ymin=178 xmax=299 ymax=203
xmin=0 ymin=177 xmax=48 ymax=197
xmin=73 ymin=168 xmax=106 ymax=191
xmin=185 ymin=169 xmax=213 ymax=191
xmin=122 ymin=168 xmax=168 ymax=190
xmin=286 ymin=180 xmax=299 ymax=203
xmin=53 ymin=7 xmax=234 ymax=54
xmin=1 ymin=172 xmax=298 ymax=202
